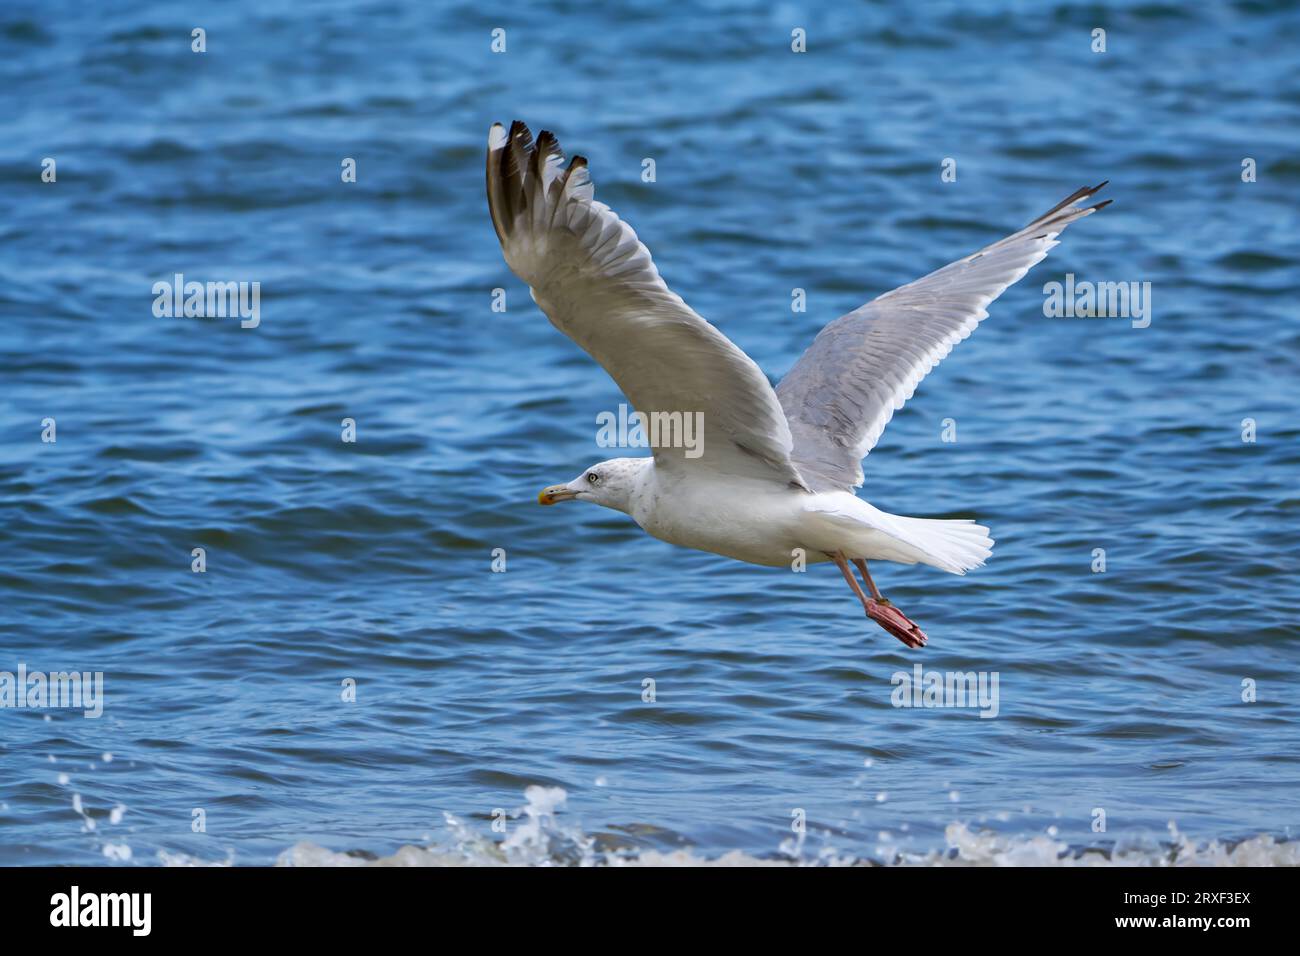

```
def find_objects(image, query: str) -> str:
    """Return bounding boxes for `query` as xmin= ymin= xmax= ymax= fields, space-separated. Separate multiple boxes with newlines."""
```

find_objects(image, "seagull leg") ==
xmin=827 ymin=551 xmax=928 ymax=649
xmin=829 ymin=551 xmax=874 ymax=613
xmin=851 ymin=559 xmax=884 ymax=602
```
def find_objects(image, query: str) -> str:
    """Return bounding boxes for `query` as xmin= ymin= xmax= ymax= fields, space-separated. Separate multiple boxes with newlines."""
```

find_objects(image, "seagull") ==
xmin=487 ymin=121 xmax=1108 ymax=648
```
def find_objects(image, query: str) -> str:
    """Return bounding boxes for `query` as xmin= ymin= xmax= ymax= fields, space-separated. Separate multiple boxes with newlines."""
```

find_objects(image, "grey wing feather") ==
xmin=487 ymin=121 xmax=806 ymax=487
xmin=776 ymin=183 xmax=1110 ymax=492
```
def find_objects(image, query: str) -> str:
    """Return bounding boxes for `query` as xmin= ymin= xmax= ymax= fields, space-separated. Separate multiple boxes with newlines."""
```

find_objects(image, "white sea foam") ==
xmin=246 ymin=788 xmax=1300 ymax=869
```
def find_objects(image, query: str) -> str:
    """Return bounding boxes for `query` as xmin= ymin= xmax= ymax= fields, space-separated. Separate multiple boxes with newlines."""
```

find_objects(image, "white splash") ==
xmin=219 ymin=788 xmax=1300 ymax=868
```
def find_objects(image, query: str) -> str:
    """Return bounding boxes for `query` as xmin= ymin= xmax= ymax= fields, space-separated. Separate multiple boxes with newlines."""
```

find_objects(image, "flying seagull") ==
xmin=486 ymin=121 xmax=1108 ymax=648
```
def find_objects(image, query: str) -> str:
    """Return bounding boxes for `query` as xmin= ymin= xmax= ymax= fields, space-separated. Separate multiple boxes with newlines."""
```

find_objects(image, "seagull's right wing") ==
xmin=776 ymin=184 xmax=1109 ymax=492
xmin=487 ymin=121 xmax=806 ymax=488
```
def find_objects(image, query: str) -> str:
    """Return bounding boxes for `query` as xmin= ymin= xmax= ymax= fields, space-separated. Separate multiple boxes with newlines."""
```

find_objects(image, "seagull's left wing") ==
xmin=487 ymin=121 xmax=805 ymax=488
xmin=776 ymin=184 xmax=1109 ymax=492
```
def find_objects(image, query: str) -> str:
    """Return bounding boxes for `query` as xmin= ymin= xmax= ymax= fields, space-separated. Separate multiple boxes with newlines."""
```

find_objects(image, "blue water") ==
xmin=2 ymin=0 xmax=1298 ymax=865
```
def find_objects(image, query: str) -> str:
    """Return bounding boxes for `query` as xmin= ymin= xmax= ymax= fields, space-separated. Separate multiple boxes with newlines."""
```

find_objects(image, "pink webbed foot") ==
xmin=866 ymin=599 xmax=928 ymax=649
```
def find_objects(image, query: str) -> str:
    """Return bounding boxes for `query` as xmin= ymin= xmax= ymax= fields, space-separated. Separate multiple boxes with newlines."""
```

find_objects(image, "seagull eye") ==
xmin=586 ymin=472 xmax=600 ymax=484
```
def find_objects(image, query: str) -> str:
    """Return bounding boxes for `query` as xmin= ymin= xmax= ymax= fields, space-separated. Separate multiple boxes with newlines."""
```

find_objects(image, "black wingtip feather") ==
xmin=498 ymin=121 xmax=535 ymax=225
xmin=1026 ymin=180 xmax=1111 ymax=230
xmin=490 ymin=122 xmax=589 ymax=241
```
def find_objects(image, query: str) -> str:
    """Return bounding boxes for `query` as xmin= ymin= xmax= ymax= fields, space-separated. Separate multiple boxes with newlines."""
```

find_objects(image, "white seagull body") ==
xmin=487 ymin=121 xmax=1108 ymax=646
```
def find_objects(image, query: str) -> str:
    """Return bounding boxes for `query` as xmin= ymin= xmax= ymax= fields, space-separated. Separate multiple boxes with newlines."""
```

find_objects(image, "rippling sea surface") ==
xmin=2 ymin=0 xmax=1298 ymax=866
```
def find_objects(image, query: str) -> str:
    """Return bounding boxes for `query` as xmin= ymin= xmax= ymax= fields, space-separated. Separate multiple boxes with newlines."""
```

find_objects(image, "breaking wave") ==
xmin=158 ymin=787 xmax=1300 ymax=868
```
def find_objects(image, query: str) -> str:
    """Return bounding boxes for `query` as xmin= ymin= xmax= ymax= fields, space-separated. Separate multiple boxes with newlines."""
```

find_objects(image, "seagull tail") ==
xmin=888 ymin=515 xmax=995 ymax=575
xmin=807 ymin=497 xmax=994 ymax=575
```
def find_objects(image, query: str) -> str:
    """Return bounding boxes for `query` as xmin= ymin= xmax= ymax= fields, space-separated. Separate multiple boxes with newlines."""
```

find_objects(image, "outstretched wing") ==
xmin=776 ymin=183 xmax=1110 ymax=492
xmin=487 ymin=121 xmax=805 ymax=488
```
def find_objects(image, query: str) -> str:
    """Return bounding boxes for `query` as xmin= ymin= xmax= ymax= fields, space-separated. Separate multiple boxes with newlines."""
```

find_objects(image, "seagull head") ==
xmin=538 ymin=457 xmax=648 ymax=514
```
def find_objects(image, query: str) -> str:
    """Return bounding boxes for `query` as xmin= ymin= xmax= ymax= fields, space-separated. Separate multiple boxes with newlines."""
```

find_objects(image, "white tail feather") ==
xmin=887 ymin=515 xmax=994 ymax=575
xmin=805 ymin=496 xmax=995 ymax=575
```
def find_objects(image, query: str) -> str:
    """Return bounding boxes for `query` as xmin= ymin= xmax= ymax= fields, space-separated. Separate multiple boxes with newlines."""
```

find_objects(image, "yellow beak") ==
xmin=538 ymin=484 xmax=580 ymax=506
